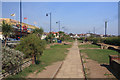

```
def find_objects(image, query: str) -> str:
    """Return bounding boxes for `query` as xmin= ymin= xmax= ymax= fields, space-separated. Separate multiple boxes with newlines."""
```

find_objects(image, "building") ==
xmin=77 ymin=34 xmax=86 ymax=37
xmin=52 ymin=32 xmax=59 ymax=38
xmin=41 ymin=32 xmax=48 ymax=40
xmin=0 ymin=18 xmax=39 ymax=40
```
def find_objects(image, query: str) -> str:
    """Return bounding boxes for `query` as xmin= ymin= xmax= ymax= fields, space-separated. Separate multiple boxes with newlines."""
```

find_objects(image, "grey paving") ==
xmin=55 ymin=40 xmax=84 ymax=78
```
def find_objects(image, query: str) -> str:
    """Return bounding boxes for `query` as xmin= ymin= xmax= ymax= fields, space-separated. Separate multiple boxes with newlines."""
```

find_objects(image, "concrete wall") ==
xmin=109 ymin=55 xmax=120 ymax=78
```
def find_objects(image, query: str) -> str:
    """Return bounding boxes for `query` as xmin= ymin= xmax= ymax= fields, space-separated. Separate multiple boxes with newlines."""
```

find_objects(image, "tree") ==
xmin=2 ymin=20 xmax=13 ymax=47
xmin=47 ymin=32 xmax=55 ymax=43
xmin=33 ymin=28 xmax=44 ymax=38
xmin=58 ymin=31 xmax=64 ymax=34
xmin=16 ymin=34 xmax=46 ymax=64
xmin=58 ymin=31 xmax=64 ymax=37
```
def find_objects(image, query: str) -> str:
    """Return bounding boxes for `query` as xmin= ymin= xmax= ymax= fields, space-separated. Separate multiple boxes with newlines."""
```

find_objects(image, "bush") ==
xmin=78 ymin=37 xmax=101 ymax=44
xmin=92 ymin=38 xmax=101 ymax=44
xmin=2 ymin=47 xmax=23 ymax=74
xmin=77 ymin=37 xmax=85 ymax=41
xmin=103 ymin=37 xmax=120 ymax=46
xmin=16 ymin=34 xmax=46 ymax=64
xmin=82 ymin=37 xmax=120 ymax=46
xmin=59 ymin=34 xmax=73 ymax=42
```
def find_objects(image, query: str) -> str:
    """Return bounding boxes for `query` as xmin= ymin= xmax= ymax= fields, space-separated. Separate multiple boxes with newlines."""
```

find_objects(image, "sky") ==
xmin=1 ymin=0 xmax=120 ymax=2
xmin=2 ymin=2 xmax=118 ymax=35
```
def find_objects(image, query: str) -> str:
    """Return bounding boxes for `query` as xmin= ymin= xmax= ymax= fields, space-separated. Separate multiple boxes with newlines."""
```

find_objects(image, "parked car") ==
xmin=7 ymin=38 xmax=15 ymax=41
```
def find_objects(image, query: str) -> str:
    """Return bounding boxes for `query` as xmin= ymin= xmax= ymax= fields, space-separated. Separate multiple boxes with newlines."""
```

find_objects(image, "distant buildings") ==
xmin=41 ymin=32 xmax=60 ymax=40
xmin=69 ymin=33 xmax=116 ymax=38
xmin=51 ymin=32 xmax=59 ymax=38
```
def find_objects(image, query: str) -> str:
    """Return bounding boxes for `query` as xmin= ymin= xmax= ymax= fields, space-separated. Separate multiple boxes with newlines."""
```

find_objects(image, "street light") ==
xmin=62 ymin=27 xmax=65 ymax=32
xmin=56 ymin=21 xmax=60 ymax=31
xmin=46 ymin=12 xmax=52 ymax=32
xmin=19 ymin=0 xmax=22 ymax=72
xmin=20 ymin=0 xmax=22 ymax=38
xmin=46 ymin=12 xmax=52 ymax=43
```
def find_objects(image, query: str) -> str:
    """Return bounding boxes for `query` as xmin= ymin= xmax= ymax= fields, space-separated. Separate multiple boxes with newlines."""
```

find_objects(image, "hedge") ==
xmin=78 ymin=37 xmax=120 ymax=46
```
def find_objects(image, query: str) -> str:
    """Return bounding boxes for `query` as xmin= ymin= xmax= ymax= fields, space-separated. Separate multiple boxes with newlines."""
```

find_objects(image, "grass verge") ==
xmin=66 ymin=39 xmax=75 ymax=42
xmin=79 ymin=44 xmax=100 ymax=48
xmin=6 ymin=44 xmax=71 ymax=79
xmin=81 ymin=49 xmax=118 ymax=64
xmin=78 ymin=40 xmax=83 ymax=43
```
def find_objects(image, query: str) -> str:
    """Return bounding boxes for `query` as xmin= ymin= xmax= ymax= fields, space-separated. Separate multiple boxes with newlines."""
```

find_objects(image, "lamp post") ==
xmin=62 ymin=27 xmax=65 ymax=32
xmin=46 ymin=12 xmax=52 ymax=32
xmin=46 ymin=12 xmax=52 ymax=43
xmin=20 ymin=0 xmax=22 ymax=38
xmin=19 ymin=0 xmax=22 ymax=72
xmin=56 ymin=21 xmax=60 ymax=31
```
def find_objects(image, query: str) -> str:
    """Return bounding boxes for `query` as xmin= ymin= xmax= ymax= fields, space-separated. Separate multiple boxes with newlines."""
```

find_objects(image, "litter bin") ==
xmin=57 ymin=40 xmax=62 ymax=43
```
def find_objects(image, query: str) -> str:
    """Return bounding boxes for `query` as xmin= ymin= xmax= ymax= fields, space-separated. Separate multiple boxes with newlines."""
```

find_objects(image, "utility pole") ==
xmin=105 ymin=21 xmax=107 ymax=37
xmin=19 ymin=0 xmax=22 ymax=72
xmin=20 ymin=0 xmax=22 ymax=38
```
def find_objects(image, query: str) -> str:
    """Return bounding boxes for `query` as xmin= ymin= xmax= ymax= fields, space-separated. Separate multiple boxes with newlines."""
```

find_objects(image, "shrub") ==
xmin=16 ymin=34 xmax=46 ymax=64
xmin=92 ymin=38 xmax=101 ymax=44
xmin=33 ymin=28 xmax=44 ymax=38
xmin=59 ymin=34 xmax=73 ymax=41
xmin=103 ymin=37 xmax=120 ymax=46
xmin=77 ymin=37 xmax=85 ymax=41
xmin=2 ymin=47 xmax=23 ymax=74
xmin=83 ymin=37 xmax=120 ymax=46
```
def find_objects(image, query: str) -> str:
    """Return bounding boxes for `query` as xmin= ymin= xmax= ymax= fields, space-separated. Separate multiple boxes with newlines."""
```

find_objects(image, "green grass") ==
xmin=50 ymin=44 xmax=72 ymax=49
xmin=41 ymin=45 xmax=71 ymax=65
xmin=81 ymin=49 xmax=118 ymax=64
xmin=79 ymin=44 xmax=100 ymax=48
xmin=6 ymin=44 xmax=71 ymax=79
xmin=65 ymin=39 xmax=74 ymax=42
xmin=78 ymin=40 xmax=83 ymax=43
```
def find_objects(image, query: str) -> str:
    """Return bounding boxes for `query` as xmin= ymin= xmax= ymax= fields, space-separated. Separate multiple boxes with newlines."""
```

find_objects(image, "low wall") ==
xmin=109 ymin=55 xmax=120 ymax=78
xmin=0 ymin=59 xmax=32 ymax=79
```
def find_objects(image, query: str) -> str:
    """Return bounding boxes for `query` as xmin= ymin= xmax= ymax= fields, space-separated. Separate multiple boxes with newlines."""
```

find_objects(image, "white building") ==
xmin=85 ymin=33 xmax=91 ymax=37
xmin=0 ymin=33 xmax=3 ymax=40
xmin=41 ymin=34 xmax=47 ymax=40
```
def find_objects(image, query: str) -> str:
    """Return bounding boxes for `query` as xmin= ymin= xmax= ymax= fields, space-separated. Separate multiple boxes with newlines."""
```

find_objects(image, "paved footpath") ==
xmin=27 ymin=61 xmax=62 ymax=78
xmin=55 ymin=40 xmax=84 ymax=78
